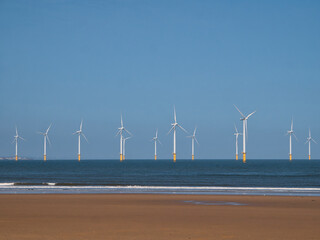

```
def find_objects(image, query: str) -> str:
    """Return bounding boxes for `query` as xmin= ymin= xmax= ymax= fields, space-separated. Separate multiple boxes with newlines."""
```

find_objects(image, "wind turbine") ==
xmin=122 ymin=136 xmax=131 ymax=160
xmin=73 ymin=120 xmax=88 ymax=161
xmin=187 ymin=127 xmax=199 ymax=160
xmin=234 ymin=105 xmax=256 ymax=163
xmin=234 ymin=124 xmax=242 ymax=160
xmin=305 ymin=128 xmax=317 ymax=160
xmin=168 ymin=107 xmax=188 ymax=162
xmin=152 ymin=129 xmax=161 ymax=160
xmin=116 ymin=115 xmax=132 ymax=161
xmin=38 ymin=124 xmax=52 ymax=161
xmin=13 ymin=127 xmax=25 ymax=161
xmin=286 ymin=119 xmax=298 ymax=161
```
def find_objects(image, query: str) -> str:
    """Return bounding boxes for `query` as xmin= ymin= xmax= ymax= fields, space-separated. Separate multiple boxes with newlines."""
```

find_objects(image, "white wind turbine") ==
xmin=234 ymin=105 xmax=256 ymax=163
xmin=286 ymin=119 xmax=298 ymax=161
xmin=116 ymin=115 xmax=132 ymax=161
xmin=152 ymin=129 xmax=161 ymax=160
xmin=122 ymin=136 xmax=131 ymax=161
xmin=305 ymin=128 xmax=317 ymax=160
xmin=13 ymin=127 xmax=25 ymax=161
xmin=234 ymin=124 xmax=242 ymax=160
xmin=73 ymin=120 xmax=88 ymax=161
xmin=168 ymin=107 xmax=188 ymax=162
xmin=187 ymin=127 xmax=199 ymax=160
xmin=38 ymin=124 xmax=52 ymax=161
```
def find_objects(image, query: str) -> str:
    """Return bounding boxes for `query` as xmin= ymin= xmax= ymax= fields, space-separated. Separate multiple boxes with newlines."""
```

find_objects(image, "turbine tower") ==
xmin=73 ymin=120 xmax=88 ymax=161
xmin=187 ymin=127 xmax=199 ymax=160
xmin=234 ymin=105 xmax=256 ymax=163
xmin=152 ymin=129 xmax=161 ymax=160
xmin=38 ymin=124 xmax=52 ymax=161
xmin=116 ymin=115 xmax=132 ymax=161
xmin=286 ymin=119 xmax=298 ymax=161
xmin=13 ymin=127 xmax=25 ymax=161
xmin=234 ymin=124 xmax=242 ymax=160
xmin=305 ymin=128 xmax=317 ymax=160
xmin=168 ymin=107 xmax=188 ymax=162
xmin=122 ymin=136 xmax=131 ymax=160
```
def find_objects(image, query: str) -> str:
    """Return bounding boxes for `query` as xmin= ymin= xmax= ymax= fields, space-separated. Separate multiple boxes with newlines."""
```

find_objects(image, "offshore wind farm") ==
xmin=1 ymin=1 xmax=320 ymax=240
xmin=5 ymin=105 xmax=318 ymax=162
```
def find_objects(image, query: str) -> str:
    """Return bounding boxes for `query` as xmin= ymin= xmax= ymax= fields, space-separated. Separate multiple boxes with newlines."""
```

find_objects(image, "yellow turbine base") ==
xmin=15 ymin=155 xmax=18 ymax=161
xmin=173 ymin=153 xmax=176 ymax=162
xmin=309 ymin=155 xmax=311 ymax=160
xmin=120 ymin=154 xmax=123 ymax=162
xmin=236 ymin=154 xmax=238 ymax=160
xmin=289 ymin=154 xmax=292 ymax=161
xmin=192 ymin=155 xmax=194 ymax=161
xmin=123 ymin=155 xmax=125 ymax=161
xmin=44 ymin=155 xmax=46 ymax=161
xmin=155 ymin=155 xmax=157 ymax=161
xmin=78 ymin=154 xmax=81 ymax=162
xmin=243 ymin=153 xmax=246 ymax=163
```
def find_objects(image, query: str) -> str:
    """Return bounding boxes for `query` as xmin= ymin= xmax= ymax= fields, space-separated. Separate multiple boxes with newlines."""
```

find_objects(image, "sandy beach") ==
xmin=0 ymin=194 xmax=319 ymax=240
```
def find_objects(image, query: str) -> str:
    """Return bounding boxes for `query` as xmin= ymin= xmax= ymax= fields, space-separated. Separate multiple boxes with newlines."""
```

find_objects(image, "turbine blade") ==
xmin=246 ymin=111 xmax=256 ymax=119
xmin=195 ymin=137 xmax=199 ymax=145
xmin=312 ymin=138 xmax=317 ymax=144
xmin=37 ymin=131 xmax=44 ymax=135
xmin=234 ymin=124 xmax=238 ymax=133
xmin=124 ymin=128 xmax=132 ymax=136
xmin=19 ymin=136 xmax=25 ymax=141
xmin=178 ymin=124 xmax=188 ymax=134
xmin=156 ymin=129 xmax=158 ymax=138
xmin=16 ymin=127 xmax=18 ymax=136
xmin=157 ymin=139 xmax=162 ymax=145
xmin=193 ymin=127 xmax=197 ymax=136
xmin=233 ymin=105 xmax=245 ymax=118
xmin=46 ymin=123 xmax=52 ymax=134
xmin=46 ymin=135 xmax=52 ymax=146
xmin=121 ymin=115 xmax=123 ymax=127
xmin=167 ymin=126 xmax=174 ymax=135
xmin=293 ymin=133 xmax=298 ymax=141
xmin=80 ymin=120 xmax=83 ymax=131
xmin=174 ymin=106 xmax=177 ymax=123
xmin=291 ymin=119 xmax=293 ymax=131
xmin=81 ymin=133 xmax=89 ymax=143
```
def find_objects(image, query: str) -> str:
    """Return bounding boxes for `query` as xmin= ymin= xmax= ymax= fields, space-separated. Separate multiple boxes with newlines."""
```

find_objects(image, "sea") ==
xmin=0 ymin=160 xmax=319 ymax=196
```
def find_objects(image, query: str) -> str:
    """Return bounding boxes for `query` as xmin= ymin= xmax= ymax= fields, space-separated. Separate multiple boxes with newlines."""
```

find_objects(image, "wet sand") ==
xmin=0 ymin=194 xmax=319 ymax=240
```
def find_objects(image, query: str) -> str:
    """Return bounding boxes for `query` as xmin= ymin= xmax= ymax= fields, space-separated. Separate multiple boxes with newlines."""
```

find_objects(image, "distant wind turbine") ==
xmin=187 ymin=127 xmax=199 ymax=160
xmin=116 ymin=115 xmax=132 ymax=161
xmin=152 ymin=129 xmax=161 ymax=160
xmin=305 ymin=128 xmax=317 ymax=160
xmin=234 ymin=124 xmax=242 ymax=160
xmin=122 ymin=136 xmax=131 ymax=160
xmin=37 ymin=124 xmax=52 ymax=161
xmin=168 ymin=106 xmax=188 ymax=162
xmin=286 ymin=119 xmax=298 ymax=161
xmin=73 ymin=120 xmax=88 ymax=161
xmin=234 ymin=105 xmax=256 ymax=163
xmin=13 ymin=127 xmax=25 ymax=161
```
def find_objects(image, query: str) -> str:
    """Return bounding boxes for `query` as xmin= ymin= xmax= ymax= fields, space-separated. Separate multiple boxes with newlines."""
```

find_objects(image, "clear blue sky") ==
xmin=0 ymin=0 xmax=319 ymax=159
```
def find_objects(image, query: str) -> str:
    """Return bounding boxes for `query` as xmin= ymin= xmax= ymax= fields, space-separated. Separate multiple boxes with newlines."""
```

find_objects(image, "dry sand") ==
xmin=0 ymin=194 xmax=319 ymax=240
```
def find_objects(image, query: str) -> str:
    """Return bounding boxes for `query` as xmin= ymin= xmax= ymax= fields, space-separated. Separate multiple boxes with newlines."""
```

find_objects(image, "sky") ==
xmin=0 ymin=0 xmax=319 ymax=160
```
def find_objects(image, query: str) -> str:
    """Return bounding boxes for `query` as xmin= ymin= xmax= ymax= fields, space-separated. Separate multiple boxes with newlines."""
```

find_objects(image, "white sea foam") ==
xmin=0 ymin=184 xmax=320 ymax=192
xmin=0 ymin=183 xmax=14 ymax=186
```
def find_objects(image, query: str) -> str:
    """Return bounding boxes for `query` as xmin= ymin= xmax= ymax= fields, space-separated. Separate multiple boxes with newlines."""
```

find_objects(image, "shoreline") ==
xmin=0 ymin=194 xmax=319 ymax=239
xmin=1 ymin=185 xmax=320 ymax=196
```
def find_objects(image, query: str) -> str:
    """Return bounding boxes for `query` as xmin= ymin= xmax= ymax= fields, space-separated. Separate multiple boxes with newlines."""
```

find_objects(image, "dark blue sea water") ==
xmin=0 ymin=160 xmax=319 ymax=195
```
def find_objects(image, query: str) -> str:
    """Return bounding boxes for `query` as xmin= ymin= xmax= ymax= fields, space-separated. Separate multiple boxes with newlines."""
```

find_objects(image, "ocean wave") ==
xmin=0 ymin=184 xmax=320 ymax=191
xmin=0 ymin=183 xmax=14 ymax=186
